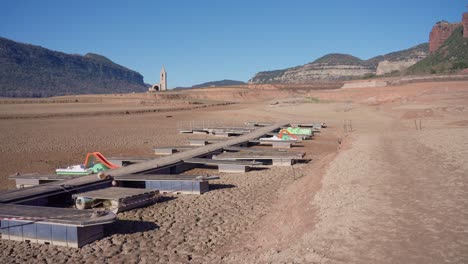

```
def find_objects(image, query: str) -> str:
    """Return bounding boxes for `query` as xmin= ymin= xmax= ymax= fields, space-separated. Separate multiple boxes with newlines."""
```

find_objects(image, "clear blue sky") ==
xmin=0 ymin=0 xmax=465 ymax=88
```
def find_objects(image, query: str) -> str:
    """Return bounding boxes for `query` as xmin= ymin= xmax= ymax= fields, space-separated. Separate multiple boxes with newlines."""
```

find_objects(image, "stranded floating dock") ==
xmin=114 ymin=174 xmax=220 ymax=194
xmin=0 ymin=121 xmax=325 ymax=248
xmin=0 ymin=204 xmax=115 ymax=248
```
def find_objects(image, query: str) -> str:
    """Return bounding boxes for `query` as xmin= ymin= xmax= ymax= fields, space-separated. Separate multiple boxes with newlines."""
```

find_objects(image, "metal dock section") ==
xmin=72 ymin=187 xmax=159 ymax=213
xmin=0 ymin=175 xmax=112 ymax=205
xmin=0 ymin=204 xmax=115 ymax=248
xmin=213 ymin=150 xmax=305 ymax=166
xmin=9 ymin=173 xmax=81 ymax=188
xmin=113 ymin=174 xmax=219 ymax=194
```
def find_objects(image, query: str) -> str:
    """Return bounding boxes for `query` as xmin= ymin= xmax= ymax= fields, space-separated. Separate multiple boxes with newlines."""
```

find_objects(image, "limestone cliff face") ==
xmin=371 ymin=43 xmax=429 ymax=75
xmin=283 ymin=64 xmax=374 ymax=81
xmin=249 ymin=44 xmax=429 ymax=84
xmin=252 ymin=64 xmax=374 ymax=84
xmin=376 ymin=60 xmax=420 ymax=75
xmin=250 ymin=54 xmax=374 ymax=84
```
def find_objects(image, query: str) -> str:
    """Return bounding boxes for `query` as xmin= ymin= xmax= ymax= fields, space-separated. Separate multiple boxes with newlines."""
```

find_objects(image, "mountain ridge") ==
xmin=408 ymin=26 xmax=468 ymax=74
xmin=249 ymin=43 xmax=429 ymax=84
xmin=0 ymin=37 xmax=148 ymax=97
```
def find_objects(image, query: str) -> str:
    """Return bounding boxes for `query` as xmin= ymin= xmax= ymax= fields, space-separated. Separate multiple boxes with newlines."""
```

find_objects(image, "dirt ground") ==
xmin=0 ymin=81 xmax=467 ymax=263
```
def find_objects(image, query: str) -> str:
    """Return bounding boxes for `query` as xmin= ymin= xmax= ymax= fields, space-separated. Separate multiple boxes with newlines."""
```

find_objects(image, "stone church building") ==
xmin=149 ymin=66 xmax=167 ymax=92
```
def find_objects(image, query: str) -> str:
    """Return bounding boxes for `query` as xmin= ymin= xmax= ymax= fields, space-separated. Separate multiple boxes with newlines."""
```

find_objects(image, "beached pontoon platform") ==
xmin=114 ymin=174 xmax=219 ymax=194
xmin=249 ymin=139 xmax=300 ymax=148
xmin=9 ymin=173 xmax=80 ymax=188
xmin=0 ymin=204 xmax=115 ymax=248
xmin=73 ymin=187 xmax=159 ymax=213
xmin=0 ymin=121 xmax=316 ymax=248
xmin=214 ymin=150 xmax=305 ymax=166
xmin=184 ymin=158 xmax=263 ymax=173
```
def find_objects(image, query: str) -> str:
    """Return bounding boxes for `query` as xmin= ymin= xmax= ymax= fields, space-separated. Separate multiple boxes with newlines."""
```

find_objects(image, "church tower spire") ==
xmin=160 ymin=66 xmax=167 ymax=91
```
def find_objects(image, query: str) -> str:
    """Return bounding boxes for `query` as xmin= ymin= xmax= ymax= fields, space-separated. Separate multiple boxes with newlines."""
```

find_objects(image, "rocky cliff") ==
xmin=429 ymin=21 xmax=461 ymax=53
xmin=249 ymin=43 xmax=429 ymax=84
xmin=250 ymin=54 xmax=374 ymax=84
xmin=463 ymin=13 xmax=468 ymax=37
xmin=407 ymin=10 xmax=468 ymax=75
xmin=375 ymin=43 xmax=429 ymax=75
xmin=408 ymin=25 xmax=468 ymax=74
xmin=0 ymin=37 xmax=148 ymax=97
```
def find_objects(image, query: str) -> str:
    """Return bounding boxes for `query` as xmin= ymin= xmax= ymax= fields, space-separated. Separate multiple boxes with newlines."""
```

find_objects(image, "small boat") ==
xmin=56 ymin=152 xmax=120 ymax=175
xmin=260 ymin=130 xmax=300 ymax=141
xmin=56 ymin=164 xmax=92 ymax=175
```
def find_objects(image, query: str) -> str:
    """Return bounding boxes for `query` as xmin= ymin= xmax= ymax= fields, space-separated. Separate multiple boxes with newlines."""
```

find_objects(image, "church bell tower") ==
xmin=160 ymin=66 xmax=167 ymax=91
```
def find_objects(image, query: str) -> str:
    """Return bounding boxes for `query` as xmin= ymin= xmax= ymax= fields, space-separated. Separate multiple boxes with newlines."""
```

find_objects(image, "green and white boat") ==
xmin=56 ymin=165 xmax=93 ymax=176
